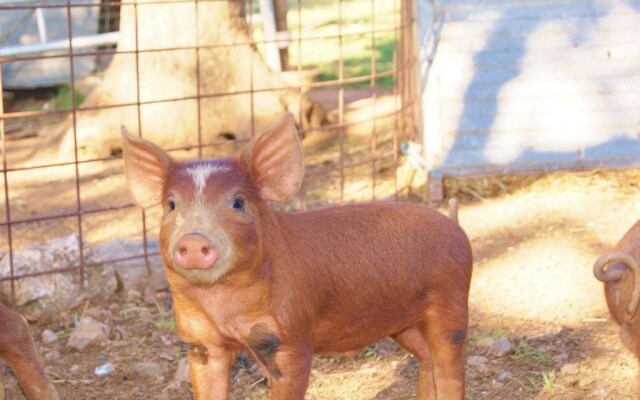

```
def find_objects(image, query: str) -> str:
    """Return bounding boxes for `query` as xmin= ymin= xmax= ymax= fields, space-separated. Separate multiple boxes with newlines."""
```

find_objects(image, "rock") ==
xmin=41 ymin=329 xmax=58 ymax=344
xmin=0 ymin=233 xmax=119 ymax=319
xmin=492 ymin=337 xmax=513 ymax=357
xmin=174 ymin=358 xmax=190 ymax=383
xmin=131 ymin=362 xmax=163 ymax=381
xmin=476 ymin=337 xmax=513 ymax=357
xmin=126 ymin=289 xmax=142 ymax=303
xmin=92 ymin=238 xmax=167 ymax=293
xmin=560 ymin=363 xmax=579 ymax=376
xmin=69 ymin=364 xmax=82 ymax=375
xmin=495 ymin=371 xmax=511 ymax=382
xmin=467 ymin=355 xmax=489 ymax=366
xmin=143 ymin=287 xmax=157 ymax=304
xmin=94 ymin=363 xmax=115 ymax=376
xmin=43 ymin=350 xmax=60 ymax=362
xmin=67 ymin=318 xmax=109 ymax=351
xmin=476 ymin=337 xmax=495 ymax=348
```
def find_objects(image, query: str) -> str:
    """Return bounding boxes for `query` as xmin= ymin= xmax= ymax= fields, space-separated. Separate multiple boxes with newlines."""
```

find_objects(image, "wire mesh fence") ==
xmin=0 ymin=0 xmax=417 ymax=302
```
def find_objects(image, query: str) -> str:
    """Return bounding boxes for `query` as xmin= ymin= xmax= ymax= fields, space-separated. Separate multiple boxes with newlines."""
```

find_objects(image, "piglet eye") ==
xmin=167 ymin=199 xmax=176 ymax=211
xmin=232 ymin=197 xmax=245 ymax=211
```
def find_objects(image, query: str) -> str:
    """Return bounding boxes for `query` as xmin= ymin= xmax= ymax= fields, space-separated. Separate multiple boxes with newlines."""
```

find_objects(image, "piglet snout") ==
xmin=173 ymin=233 xmax=218 ymax=270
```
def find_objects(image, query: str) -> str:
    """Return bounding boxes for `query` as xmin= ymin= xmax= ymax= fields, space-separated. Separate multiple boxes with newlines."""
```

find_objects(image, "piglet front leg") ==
xmin=188 ymin=344 xmax=235 ymax=400
xmin=265 ymin=343 xmax=313 ymax=400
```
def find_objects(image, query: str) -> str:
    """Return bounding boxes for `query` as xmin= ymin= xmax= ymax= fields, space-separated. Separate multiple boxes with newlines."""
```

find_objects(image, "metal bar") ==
xmin=65 ymin=0 xmax=87 ymax=288
xmin=0 ymin=32 xmax=120 ymax=57
xmin=258 ymin=0 xmax=281 ymax=71
xmin=0 ymin=69 xmax=400 ymax=120
xmin=1 ymin=25 xmax=407 ymax=62
xmin=338 ymin=0 xmax=344 ymax=203
xmin=35 ymin=7 xmax=47 ymax=43
xmin=296 ymin=0 xmax=305 ymax=211
xmin=0 ymin=99 xmax=414 ymax=175
xmin=0 ymin=252 xmax=161 ymax=282
xmin=130 ymin=0 xmax=151 ymax=274
xmin=195 ymin=0 xmax=202 ymax=160
xmin=0 ymin=65 xmax=16 ymax=301
xmin=370 ymin=0 xmax=377 ymax=201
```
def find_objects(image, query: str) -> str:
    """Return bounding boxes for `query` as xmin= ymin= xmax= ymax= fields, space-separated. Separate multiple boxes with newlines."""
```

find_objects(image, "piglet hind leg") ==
xmin=391 ymin=325 xmax=436 ymax=400
xmin=421 ymin=301 xmax=468 ymax=400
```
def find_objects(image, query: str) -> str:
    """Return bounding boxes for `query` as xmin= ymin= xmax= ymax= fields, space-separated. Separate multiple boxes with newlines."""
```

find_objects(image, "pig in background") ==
xmin=594 ymin=220 xmax=640 ymax=361
xmin=0 ymin=301 xmax=59 ymax=400
xmin=122 ymin=112 xmax=473 ymax=400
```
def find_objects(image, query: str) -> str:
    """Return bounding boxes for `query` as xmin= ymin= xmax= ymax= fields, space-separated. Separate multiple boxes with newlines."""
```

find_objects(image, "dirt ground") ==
xmin=2 ymin=90 xmax=640 ymax=399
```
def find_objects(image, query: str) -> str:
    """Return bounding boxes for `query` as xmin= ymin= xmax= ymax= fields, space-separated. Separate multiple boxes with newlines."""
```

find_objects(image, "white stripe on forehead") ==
xmin=185 ymin=164 xmax=231 ymax=197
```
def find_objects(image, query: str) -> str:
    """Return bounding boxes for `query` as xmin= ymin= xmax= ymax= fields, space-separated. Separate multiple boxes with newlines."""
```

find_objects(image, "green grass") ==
xmin=286 ymin=0 xmax=399 ymax=89
xmin=152 ymin=302 xmax=176 ymax=332
xmin=54 ymin=84 xmax=85 ymax=110
xmin=542 ymin=370 xmax=556 ymax=394
xmin=468 ymin=329 xmax=506 ymax=343
xmin=512 ymin=340 xmax=552 ymax=365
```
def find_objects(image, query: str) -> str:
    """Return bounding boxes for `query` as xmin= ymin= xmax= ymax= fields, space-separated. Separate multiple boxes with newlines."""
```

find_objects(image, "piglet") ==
xmin=122 ymin=113 xmax=473 ymax=399
xmin=594 ymin=220 xmax=640 ymax=359
xmin=0 ymin=302 xmax=58 ymax=400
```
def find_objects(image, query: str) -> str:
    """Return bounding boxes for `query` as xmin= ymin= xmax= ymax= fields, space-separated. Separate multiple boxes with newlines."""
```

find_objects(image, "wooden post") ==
xmin=273 ymin=0 xmax=289 ymax=71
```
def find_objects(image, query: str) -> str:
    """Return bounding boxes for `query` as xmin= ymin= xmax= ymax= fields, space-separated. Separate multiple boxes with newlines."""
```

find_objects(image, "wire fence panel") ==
xmin=0 ymin=0 xmax=417 ymax=300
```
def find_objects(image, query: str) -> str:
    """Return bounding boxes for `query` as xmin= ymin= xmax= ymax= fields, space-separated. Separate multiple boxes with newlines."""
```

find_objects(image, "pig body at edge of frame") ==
xmin=594 ymin=220 xmax=640 ymax=358
xmin=122 ymin=113 xmax=473 ymax=400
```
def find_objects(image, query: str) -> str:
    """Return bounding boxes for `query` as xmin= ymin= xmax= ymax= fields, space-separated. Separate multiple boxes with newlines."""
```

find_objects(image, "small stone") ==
xmin=174 ymin=358 xmax=190 ymax=383
xmin=113 ymin=326 xmax=131 ymax=340
xmin=131 ymin=362 xmax=163 ymax=381
xmin=467 ymin=355 xmax=489 ymax=366
xmin=579 ymin=377 xmax=594 ymax=388
xmin=41 ymin=329 xmax=58 ymax=344
xmin=94 ymin=363 xmax=115 ymax=376
xmin=43 ymin=350 xmax=60 ymax=362
xmin=490 ymin=337 xmax=513 ymax=357
xmin=552 ymin=353 xmax=569 ymax=363
xmin=126 ymin=289 xmax=142 ymax=302
xmin=143 ymin=287 xmax=157 ymax=305
xmin=560 ymin=363 xmax=579 ymax=376
xmin=69 ymin=364 xmax=82 ymax=375
xmin=476 ymin=336 xmax=513 ymax=357
xmin=495 ymin=371 xmax=511 ymax=382
xmin=67 ymin=318 xmax=109 ymax=351
xmin=476 ymin=337 xmax=494 ymax=348
xmin=159 ymin=353 xmax=175 ymax=362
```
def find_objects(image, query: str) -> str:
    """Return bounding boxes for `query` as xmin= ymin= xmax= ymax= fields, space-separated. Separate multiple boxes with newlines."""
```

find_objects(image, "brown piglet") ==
xmin=121 ymin=113 xmax=473 ymax=399
xmin=0 ymin=302 xmax=58 ymax=400
xmin=594 ymin=220 xmax=640 ymax=359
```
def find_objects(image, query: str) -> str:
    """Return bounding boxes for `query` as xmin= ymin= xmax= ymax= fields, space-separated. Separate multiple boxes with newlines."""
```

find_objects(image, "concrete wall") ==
xmin=418 ymin=0 xmax=640 ymax=176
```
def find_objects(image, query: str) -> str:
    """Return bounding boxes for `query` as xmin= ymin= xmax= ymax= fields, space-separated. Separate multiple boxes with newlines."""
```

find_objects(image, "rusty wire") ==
xmin=0 ymin=0 xmax=417 ymax=298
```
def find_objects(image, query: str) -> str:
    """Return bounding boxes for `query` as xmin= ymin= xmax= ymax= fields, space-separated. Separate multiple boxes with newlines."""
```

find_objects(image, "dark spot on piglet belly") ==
xmin=246 ymin=324 xmax=282 ymax=378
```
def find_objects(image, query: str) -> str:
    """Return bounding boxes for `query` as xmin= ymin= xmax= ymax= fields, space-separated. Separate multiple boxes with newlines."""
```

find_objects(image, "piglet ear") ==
xmin=121 ymin=126 xmax=173 ymax=208
xmin=240 ymin=113 xmax=304 ymax=203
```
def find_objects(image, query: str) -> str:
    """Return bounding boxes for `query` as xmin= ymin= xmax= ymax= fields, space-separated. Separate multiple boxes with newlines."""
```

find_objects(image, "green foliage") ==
xmin=542 ymin=370 xmax=556 ymax=394
xmin=152 ymin=301 xmax=176 ymax=332
xmin=54 ymin=84 xmax=84 ymax=110
xmin=512 ymin=340 xmax=552 ymax=365
xmin=468 ymin=329 xmax=506 ymax=343
xmin=287 ymin=0 xmax=397 ymax=89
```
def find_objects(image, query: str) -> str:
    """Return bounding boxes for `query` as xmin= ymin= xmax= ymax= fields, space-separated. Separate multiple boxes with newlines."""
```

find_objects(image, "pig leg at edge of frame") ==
xmin=0 ymin=304 xmax=58 ymax=400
